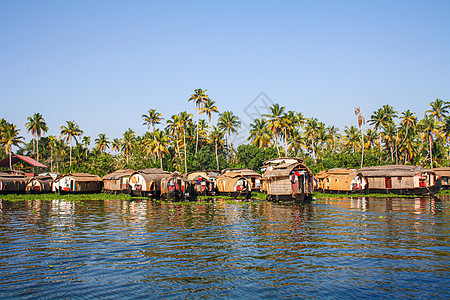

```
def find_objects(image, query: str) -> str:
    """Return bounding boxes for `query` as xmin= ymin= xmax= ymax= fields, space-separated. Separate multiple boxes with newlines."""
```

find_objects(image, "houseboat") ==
xmin=215 ymin=171 xmax=252 ymax=198
xmin=0 ymin=170 xmax=28 ymax=194
xmin=314 ymin=168 xmax=368 ymax=194
xmin=129 ymin=168 xmax=171 ymax=197
xmin=102 ymin=169 xmax=135 ymax=194
xmin=359 ymin=165 xmax=441 ymax=195
xmin=160 ymin=172 xmax=196 ymax=200
xmin=26 ymin=174 xmax=54 ymax=193
xmin=222 ymin=168 xmax=262 ymax=191
xmin=56 ymin=173 xmax=103 ymax=194
xmin=186 ymin=170 xmax=220 ymax=195
xmin=432 ymin=167 xmax=450 ymax=189
xmin=262 ymin=157 xmax=313 ymax=201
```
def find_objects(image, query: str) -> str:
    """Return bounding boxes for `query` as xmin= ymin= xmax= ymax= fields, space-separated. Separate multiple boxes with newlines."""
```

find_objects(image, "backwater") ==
xmin=0 ymin=195 xmax=448 ymax=299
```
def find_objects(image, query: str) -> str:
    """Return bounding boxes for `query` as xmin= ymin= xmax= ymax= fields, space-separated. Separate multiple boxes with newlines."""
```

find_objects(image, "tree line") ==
xmin=0 ymin=90 xmax=448 ymax=176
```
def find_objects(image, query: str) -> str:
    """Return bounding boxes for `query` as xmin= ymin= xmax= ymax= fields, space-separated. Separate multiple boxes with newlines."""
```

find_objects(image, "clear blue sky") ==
xmin=1 ymin=0 xmax=449 ymax=144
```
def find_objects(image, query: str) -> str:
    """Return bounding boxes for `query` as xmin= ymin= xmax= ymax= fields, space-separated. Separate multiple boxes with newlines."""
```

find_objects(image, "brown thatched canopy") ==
xmin=102 ymin=169 xmax=135 ymax=180
xmin=359 ymin=165 xmax=435 ymax=177
xmin=64 ymin=173 xmax=102 ymax=182
xmin=264 ymin=162 xmax=312 ymax=179
xmin=433 ymin=167 xmax=450 ymax=177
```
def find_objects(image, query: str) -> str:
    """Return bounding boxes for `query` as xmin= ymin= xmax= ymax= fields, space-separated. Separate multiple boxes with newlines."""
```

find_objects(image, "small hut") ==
xmin=102 ymin=169 xmax=135 ymax=194
xmin=222 ymin=169 xmax=262 ymax=191
xmin=216 ymin=171 xmax=252 ymax=198
xmin=0 ymin=170 xmax=28 ymax=194
xmin=186 ymin=170 xmax=220 ymax=195
xmin=262 ymin=158 xmax=313 ymax=201
xmin=26 ymin=174 xmax=54 ymax=193
xmin=314 ymin=168 xmax=368 ymax=194
xmin=129 ymin=168 xmax=171 ymax=197
xmin=56 ymin=173 xmax=103 ymax=194
xmin=433 ymin=167 xmax=450 ymax=189
xmin=161 ymin=172 xmax=196 ymax=200
xmin=359 ymin=165 xmax=441 ymax=195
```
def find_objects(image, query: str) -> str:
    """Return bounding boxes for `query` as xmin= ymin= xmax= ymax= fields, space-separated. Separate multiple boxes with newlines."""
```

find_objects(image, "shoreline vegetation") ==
xmin=0 ymin=191 xmax=445 ymax=202
xmin=0 ymin=94 xmax=449 ymax=179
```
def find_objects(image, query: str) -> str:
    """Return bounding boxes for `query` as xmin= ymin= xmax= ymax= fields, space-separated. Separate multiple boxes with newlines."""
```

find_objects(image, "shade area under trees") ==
xmin=0 ymin=91 xmax=448 ymax=176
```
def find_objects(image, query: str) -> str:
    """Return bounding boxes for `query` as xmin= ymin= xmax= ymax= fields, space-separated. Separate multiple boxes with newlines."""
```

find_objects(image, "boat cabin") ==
xmin=129 ymin=168 xmax=171 ymax=197
xmin=315 ymin=168 xmax=367 ymax=194
xmin=160 ymin=172 xmax=196 ymax=200
xmin=56 ymin=173 xmax=103 ymax=194
xmin=0 ymin=170 xmax=28 ymax=194
xmin=102 ymin=169 xmax=135 ymax=194
xmin=186 ymin=171 xmax=219 ymax=195
xmin=432 ymin=167 xmax=450 ymax=189
xmin=216 ymin=171 xmax=252 ymax=198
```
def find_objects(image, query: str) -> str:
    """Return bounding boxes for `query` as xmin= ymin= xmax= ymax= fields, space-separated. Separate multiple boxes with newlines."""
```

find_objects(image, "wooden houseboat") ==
xmin=216 ymin=171 xmax=252 ymax=198
xmin=160 ymin=172 xmax=196 ymax=200
xmin=314 ymin=168 xmax=368 ymax=194
xmin=129 ymin=168 xmax=171 ymax=197
xmin=26 ymin=174 xmax=54 ymax=193
xmin=432 ymin=167 xmax=450 ymax=189
xmin=102 ymin=169 xmax=135 ymax=194
xmin=222 ymin=168 xmax=262 ymax=191
xmin=359 ymin=165 xmax=441 ymax=195
xmin=262 ymin=158 xmax=313 ymax=201
xmin=186 ymin=170 xmax=220 ymax=195
xmin=0 ymin=170 xmax=28 ymax=194
xmin=56 ymin=173 xmax=103 ymax=194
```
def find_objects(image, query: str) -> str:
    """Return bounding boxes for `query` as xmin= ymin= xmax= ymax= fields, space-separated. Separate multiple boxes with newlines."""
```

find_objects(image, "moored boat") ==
xmin=160 ymin=172 xmax=196 ymax=200
xmin=314 ymin=168 xmax=368 ymax=194
xmin=102 ymin=169 xmax=135 ymax=194
xmin=215 ymin=171 xmax=252 ymax=198
xmin=186 ymin=170 xmax=219 ymax=196
xmin=129 ymin=168 xmax=171 ymax=197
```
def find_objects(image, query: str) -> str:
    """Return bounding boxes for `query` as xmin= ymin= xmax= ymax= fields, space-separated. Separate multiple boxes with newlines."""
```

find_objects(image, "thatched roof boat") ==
xmin=26 ymin=174 xmax=54 ymax=193
xmin=161 ymin=172 xmax=196 ymax=200
xmin=432 ymin=167 xmax=450 ymax=189
xmin=222 ymin=168 xmax=262 ymax=191
xmin=102 ymin=169 xmax=135 ymax=194
xmin=315 ymin=168 xmax=367 ymax=194
xmin=262 ymin=158 xmax=313 ymax=201
xmin=129 ymin=168 xmax=171 ymax=197
xmin=216 ymin=171 xmax=252 ymax=198
xmin=359 ymin=165 xmax=441 ymax=195
xmin=0 ymin=170 xmax=28 ymax=194
xmin=186 ymin=170 xmax=220 ymax=195
xmin=55 ymin=173 xmax=102 ymax=194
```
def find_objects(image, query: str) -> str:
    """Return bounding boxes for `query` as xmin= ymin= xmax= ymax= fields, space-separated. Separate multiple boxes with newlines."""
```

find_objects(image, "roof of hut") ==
xmin=432 ymin=167 xmax=450 ymax=176
xmin=186 ymin=170 xmax=220 ymax=181
xmin=316 ymin=168 xmax=359 ymax=179
xmin=137 ymin=168 xmax=171 ymax=175
xmin=217 ymin=171 xmax=247 ymax=179
xmin=102 ymin=169 xmax=135 ymax=180
xmin=359 ymin=165 xmax=434 ymax=177
xmin=62 ymin=173 xmax=102 ymax=182
xmin=222 ymin=168 xmax=261 ymax=177
xmin=264 ymin=161 xmax=312 ymax=179
xmin=263 ymin=157 xmax=303 ymax=166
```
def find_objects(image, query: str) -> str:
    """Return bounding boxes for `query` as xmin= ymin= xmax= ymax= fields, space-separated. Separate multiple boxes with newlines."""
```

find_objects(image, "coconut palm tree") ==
xmin=288 ymin=128 xmax=305 ymax=157
xmin=343 ymin=126 xmax=360 ymax=154
xmin=426 ymin=98 xmax=449 ymax=122
xmin=176 ymin=111 xmax=193 ymax=173
xmin=354 ymin=107 xmax=365 ymax=168
xmin=111 ymin=138 xmax=121 ymax=153
xmin=303 ymin=117 xmax=319 ymax=161
xmin=263 ymin=104 xmax=285 ymax=157
xmin=248 ymin=118 xmax=272 ymax=149
xmin=0 ymin=122 xmax=25 ymax=170
xmin=364 ymin=129 xmax=378 ymax=151
xmin=209 ymin=126 xmax=225 ymax=170
xmin=200 ymin=98 xmax=219 ymax=130
xmin=25 ymin=112 xmax=48 ymax=161
xmin=188 ymin=88 xmax=209 ymax=153
xmin=47 ymin=135 xmax=57 ymax=172
xmin=327 ymin=125 xmax=339 ymax=153
xmin=218 ymin=111 xmax=241 ymax=151
xmin=142 ymin=109 xmax=164 ymax=132
xmin=145 ymin=129 xmax=170 ymax=169
xmin=95 ymin=134 xmax=110 ymax=153
xmin=418 ymin=115 xmax=441 ymax=168
xmin=59 ymin=121 xmax=83 ymax=168
xmin=121 ymin=129 xmax=136 ymax=167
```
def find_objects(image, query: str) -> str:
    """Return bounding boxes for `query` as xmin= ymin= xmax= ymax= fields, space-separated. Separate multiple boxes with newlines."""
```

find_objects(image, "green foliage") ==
xmin=235 ymin=144 xmax=278 ymax=172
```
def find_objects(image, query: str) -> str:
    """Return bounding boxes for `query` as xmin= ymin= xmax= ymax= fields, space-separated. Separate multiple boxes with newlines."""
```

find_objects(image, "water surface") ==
xmin=0 ymin=196 xmax=448 ymax=299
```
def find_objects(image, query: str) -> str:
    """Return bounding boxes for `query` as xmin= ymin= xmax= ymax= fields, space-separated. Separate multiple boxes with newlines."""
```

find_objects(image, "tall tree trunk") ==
xmin=159 ymin=149 xmax=163 ymax=169
xmin=274 ymin=134 xmax=280 ymax=157
xmin=429 ymin=136 xmax=433 ymax=169
xmin=9 ymin=150 xmax=12 ymax=170
xmin=183 ymin=128 xmax=187 ymax=174
xmin=50 ymin=145 xmax=53 ymax=172
xmin=37 ymin=138 xmax=39 ymax=162
xmin=195 ymin=112 xmax=199 ymax=154
xmin=284 ymin=128 xmax=288 ymax=156
xmin=360 ymin=130 xmax=364 ymax=168
xmin=69 ymin=139 xmax=72 ymax=169
xmin=215 ymin=141 xmax=219 ymax=170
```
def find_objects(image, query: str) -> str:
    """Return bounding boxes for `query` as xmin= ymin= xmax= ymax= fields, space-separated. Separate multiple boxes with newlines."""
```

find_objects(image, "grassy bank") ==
xmin=0 ymin=193 xmax=135 ymax=202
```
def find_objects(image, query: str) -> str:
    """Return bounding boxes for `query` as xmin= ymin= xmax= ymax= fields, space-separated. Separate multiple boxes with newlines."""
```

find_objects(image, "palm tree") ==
xmin=47 ymin=135 xmax=57 ymax=172
xmin=145 ymin=130 xmax=170 ymax=169
xmin=95 ymin=134 xmax=110 ymax=153
xmin=218 ymin=111 xmax=241 ymax=152
xmin=188 ymin=88 xmax=209 ymax=153
xmin=287 ymin=128 xmax=305 ymax=157
xmin=343 ymin=126 xmax=360 ymax=153
xmin=426 ymin=98 xmax=449 ymax=122
xmin=59 ymin=121 xmax=83 ymax=168
xmin=111 ymin=138 xmax=121 ymax=153
xmin=0 ymin=122 xmax=25 ymax=170
xmin=248 ymin=118 xmax=272 ymax=149
xmin=304 ymin=117 xmax=319 ymax=161
xmin=25 ymin=112 xmax=48 ymax=161
xmin=327 ymin=125 xmax=339 ymax=153
xmin=176 ymin=111 xmax=193 ymax=173
xmin=263 ymin=104 xmax=285 ymax=157
xmin=142 ymin=109 xmax=164 ymax=132
xmin=355 ymin=107 xmax=365 ymax=168
xmin=441 ymin=116 xmax=450 ymax=160
xmin=121 ymin=129 xmax=136 ymax=166
xmin=209 ymin=126 xmax=225 ymax=170
xmin=418 ymin=115 xmax=441 ymax=168
xmin=200 ymin=98 xmax=219 ymax=130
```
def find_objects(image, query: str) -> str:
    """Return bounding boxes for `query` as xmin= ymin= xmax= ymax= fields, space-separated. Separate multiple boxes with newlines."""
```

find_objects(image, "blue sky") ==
xmin=1 ymin=0 xmax=449 ymax=145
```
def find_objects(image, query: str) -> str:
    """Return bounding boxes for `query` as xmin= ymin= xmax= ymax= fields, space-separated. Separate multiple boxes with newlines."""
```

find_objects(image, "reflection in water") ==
xmin=0 ymin=196 xmax=448 ymax=299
